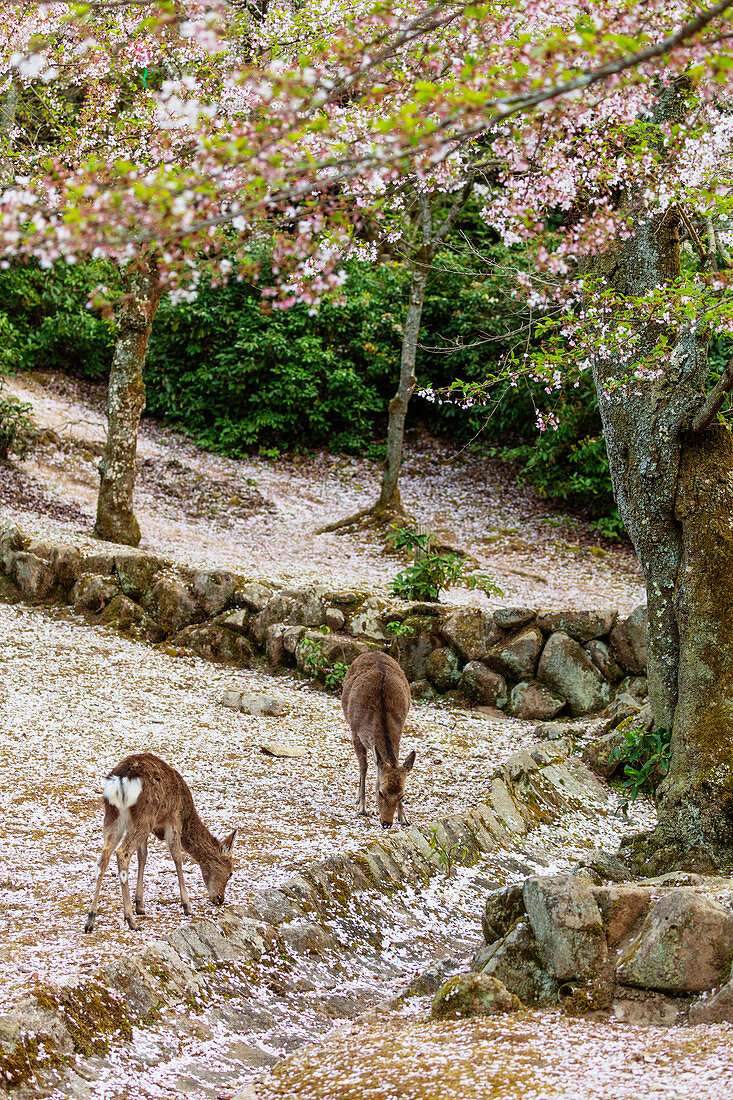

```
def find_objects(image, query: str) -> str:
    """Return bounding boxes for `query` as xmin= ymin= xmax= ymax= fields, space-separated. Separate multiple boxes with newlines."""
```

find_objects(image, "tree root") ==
xmin=315 ymin=499 xmax=409 ymax=535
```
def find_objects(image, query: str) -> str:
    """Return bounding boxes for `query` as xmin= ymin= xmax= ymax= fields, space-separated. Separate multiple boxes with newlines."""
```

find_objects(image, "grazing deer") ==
xmin=341 ymin=651 xmax=415 ymax=828
xmin=84 ymin=752 xmax=236 ymax=933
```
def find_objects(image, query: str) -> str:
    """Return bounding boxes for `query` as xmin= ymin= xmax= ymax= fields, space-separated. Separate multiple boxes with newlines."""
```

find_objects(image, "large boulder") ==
xmin=141 ymin=576 xmax=201 ymax=635
xmin=459 ymin=662 xmax=507 ymax=708
xmin=486 ymin=628 xmax=543 ymax=679
xmin=219 ymin=691 xmax=284 ymax=717
xmin=536 ymin=609 xmax=617 ymax=643
xmin=6 ymin=551 xmax=57 ymax=601
xmin=349 ymin=597 xmax=388 ymax=641
xmin=477 ymin=921 xmax=559 ymax=1006
xmin=71 ymin=573 xmax=120 ymax=613
xmin=0 ymin=523 xmax=24 ymax=561
xmin=508 ymin=680 xmax=565 ymax=720
xmin=584 ymin=639 xmax=624 ymax=683
xmin=169 ymin=621 xmax=255 ymax=666
xmin=609 ymin=604 xmax=648 ymax=673
xmin=425 ymin=647 xmax=462 ymax=692
xmin=431 ymin=973 xmax=521 ymax=1019
xmin=617 ymin=889 xmax=733 ymax=994
xmin=389 ymin=617 xmax=441 ymax=682
xmin=234 ymin=581 xmax=274 ymax=613
xmin=493 ymin=607 xmax=535 ymax=629
xmin=440 ymin=608 xmax=501 ymax=661
xmin=523 ymin=874 xmax=608 ymax=981
xmin=289 ymin=586 xmax=329 ymax=628
xmin=537 ymin=632 xmax=610 ymax=715
xmin=591 ymin=885 xmax=651 ymax=948
xmin=114 ymin=552 xmax=164 ymax=600
xmin=99 ymin=593 xmax=164 ymax=643
xmin=482 ymin=883 xmax=526 ymax=944
xmin=191 ymin=570 xmax=237 ymax=617
xmin=250 ymin=593 xmax=297 ymax=645
xmin=49 ymin=545 xmax=82 ymax=590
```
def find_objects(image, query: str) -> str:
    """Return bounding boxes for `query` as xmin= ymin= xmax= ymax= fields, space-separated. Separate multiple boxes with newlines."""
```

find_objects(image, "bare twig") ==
xmin=691 ymin=356 xmax=733 ymax=432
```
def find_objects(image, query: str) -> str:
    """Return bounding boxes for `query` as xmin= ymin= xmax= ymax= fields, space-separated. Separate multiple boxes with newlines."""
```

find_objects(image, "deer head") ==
xmin=375 ymin=751 xmax=416 ymax=827
xmin=200 ymin=829 xmax=237 ymax=905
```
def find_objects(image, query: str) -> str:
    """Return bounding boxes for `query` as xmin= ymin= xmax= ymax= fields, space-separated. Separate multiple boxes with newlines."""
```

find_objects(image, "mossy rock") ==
xmin=431 ymin=973 xmax=522 ymax=1019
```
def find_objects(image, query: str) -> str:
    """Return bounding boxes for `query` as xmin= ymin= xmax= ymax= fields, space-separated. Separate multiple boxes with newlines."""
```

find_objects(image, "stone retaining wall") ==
xmin=0 ymin=737 xmax=614 ymax=1090
xmin=0 ymin=523 xmax=648 ymax=720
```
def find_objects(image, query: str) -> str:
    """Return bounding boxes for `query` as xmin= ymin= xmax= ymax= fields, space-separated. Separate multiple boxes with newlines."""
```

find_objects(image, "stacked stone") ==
xmin=0 ymin=522 xmax=647 ymax=718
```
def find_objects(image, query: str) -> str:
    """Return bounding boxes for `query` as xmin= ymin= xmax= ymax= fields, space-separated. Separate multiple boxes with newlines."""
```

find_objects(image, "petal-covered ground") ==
xmin=4 ymin=372 xmax=645 ymax=611
xmin=0 ymin=598 xmax=543 ymax=1009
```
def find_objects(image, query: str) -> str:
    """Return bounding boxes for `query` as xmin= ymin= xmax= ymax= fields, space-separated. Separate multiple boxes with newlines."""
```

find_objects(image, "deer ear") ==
xmin=403 ymin=750 xmax=416 ymax=772
xmin=374 ymin=746 xmax=386 ymax=766
xmin=221 ymin=829 xmax=237 ymax=856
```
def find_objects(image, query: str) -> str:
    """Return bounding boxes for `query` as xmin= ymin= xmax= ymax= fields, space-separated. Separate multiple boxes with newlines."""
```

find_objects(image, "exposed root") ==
xmin=315 ymin=499 xmax=408 ymax=536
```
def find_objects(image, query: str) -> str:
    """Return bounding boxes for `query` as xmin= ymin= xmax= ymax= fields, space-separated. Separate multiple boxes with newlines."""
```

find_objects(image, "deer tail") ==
xmin=103 ymin=774 xmax=142 ymax=811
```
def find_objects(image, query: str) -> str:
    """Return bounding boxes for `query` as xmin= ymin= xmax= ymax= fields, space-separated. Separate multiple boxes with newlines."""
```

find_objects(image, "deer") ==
xmin=341 ymin=651 xmax=415 ymax=828
xmin=84 ymin=752 xmax=236 ymax=933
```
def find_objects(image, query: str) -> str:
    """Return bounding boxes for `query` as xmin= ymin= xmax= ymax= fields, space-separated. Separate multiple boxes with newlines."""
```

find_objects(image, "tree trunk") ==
xmin=377 ymin=259 xmax=429 ymax=512
xmin=94 ymin=258 xmax=163 ymax=546
xmin=590 ymin=81 xmax=733 ymax=865
xmin=652 ymin=425 xmax=733 ymax=858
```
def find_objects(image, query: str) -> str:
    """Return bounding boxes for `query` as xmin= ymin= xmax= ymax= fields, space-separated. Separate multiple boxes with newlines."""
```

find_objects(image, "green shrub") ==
xmin=609 ymin=723 xmax=672 ymax=811
xmin=0 ymin=393 xmax=34 ymax=460
xmin=388 ymin=526 xmax=503 ymax=602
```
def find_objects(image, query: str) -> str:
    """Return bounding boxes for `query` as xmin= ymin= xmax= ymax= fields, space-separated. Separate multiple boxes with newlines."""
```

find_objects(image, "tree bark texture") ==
xmin=589 ymin=82 xmax=733 ymax=860
xmin=378 ymin=261 xmax=429 ymax=511
xmin=94 ymin=259 xmax=163 ymax=546
xmin=652 ymin=425 xmax=733 ymax=854
xmin=592 ymin=212 xmax=709 ymax=730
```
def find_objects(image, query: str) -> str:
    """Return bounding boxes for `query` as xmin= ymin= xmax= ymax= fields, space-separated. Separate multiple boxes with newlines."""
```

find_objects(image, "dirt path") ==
xmin=3 ymin=373 xmax=645 ymax=611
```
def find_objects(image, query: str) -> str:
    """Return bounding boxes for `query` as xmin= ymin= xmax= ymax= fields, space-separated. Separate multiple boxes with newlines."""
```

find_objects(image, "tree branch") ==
xmin=434 ymin=171 xmax=474 ymax=242
xmin=691 ymin=357 xmax=733 ymax=432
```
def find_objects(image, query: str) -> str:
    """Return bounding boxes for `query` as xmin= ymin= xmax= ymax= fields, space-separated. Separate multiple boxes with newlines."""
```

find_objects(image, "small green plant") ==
xmin=299 ymin=637 xmax=328 ymax=678
xmin=427 ymin=825 xmax=470 ymax=879
xmin=298 ymin=637 xmax=347 ymax=691
xmin=609 ymin=723 xmax=672 ymax=811
xmin=385 ymin=620 xmax=414 ymax=637
xmin=0 ymin=392 xmax=34 ymax=460
xmin=324 ymin=662 xmax=349 ymax=691
xmin=388 ymin=525 xmax=503 ymax=602
xmin=590 ymin=509 xmax=625 ymax=540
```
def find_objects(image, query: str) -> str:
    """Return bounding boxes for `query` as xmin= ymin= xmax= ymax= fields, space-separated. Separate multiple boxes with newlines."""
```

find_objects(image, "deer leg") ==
xmin=165 ymin=829 xmax=191 ymax=915
xmin=354 ymin=741 xmax=368 ymax=815
xmin=84 ymin=809 xmax=126 ymax=933
xmin=116 ymin=822 xmax=150 ymax=931
xmin=135 ymin=837 xmax=148 ymax=915
xmin=397 ymin=799 xmax=410 ymax=826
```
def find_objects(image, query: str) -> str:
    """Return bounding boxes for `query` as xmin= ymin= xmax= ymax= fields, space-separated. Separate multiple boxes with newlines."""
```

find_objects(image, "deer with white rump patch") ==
xmin=84 ymin=752 xmax=236 ymax=933
xmin=342 ymin=651 xmax=415 ymax=828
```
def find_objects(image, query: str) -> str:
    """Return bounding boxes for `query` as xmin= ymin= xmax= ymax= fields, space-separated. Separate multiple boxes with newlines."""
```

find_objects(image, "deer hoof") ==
xmin=125 ymin=916 xmax=140 ymax=931
xmin=134 ymin=901 xmax=146 ymax=916
xmin=83 ymin=912 xmax=96 ymax=933
xmin=181 ymin=903 xmax=191 ymax=916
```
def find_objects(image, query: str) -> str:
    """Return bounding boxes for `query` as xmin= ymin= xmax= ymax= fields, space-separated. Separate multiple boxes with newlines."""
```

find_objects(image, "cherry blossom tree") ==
xmin=4 ymin=0 xmax=733 ymax=864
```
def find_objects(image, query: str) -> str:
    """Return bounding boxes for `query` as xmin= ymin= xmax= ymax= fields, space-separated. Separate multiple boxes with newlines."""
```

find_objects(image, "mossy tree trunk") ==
xmin=656 ymin=426 xmax=733 ymax=856
xmin=590 ymin=82 xmax=733 ymax=862
xmin=94 ymin=255 xmax=163 ymax=547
